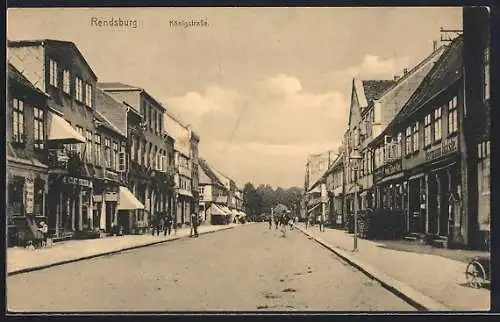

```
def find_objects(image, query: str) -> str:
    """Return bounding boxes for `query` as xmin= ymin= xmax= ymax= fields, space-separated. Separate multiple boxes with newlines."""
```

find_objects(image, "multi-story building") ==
xmin=164 ymin=111 xmax=200 ymax=226
xmin=8 ymin=39 xmax=105 ymax=239
xmin=370 ymin=35 xmax=465 ymax=247
xmin=198 ymin=158 xmax=231 ymax=224
xmin=463 ymin=6 xmax=490 ymax=250
xmin=345 ymin=43 xmax=448 ymax=222
xmin=99 ymin=82 xmax=174 ymax=232
xmin=95 ymin=88 xmax=145 ymax=235
xmin=7 ymin=62 xmax=66 ymax=246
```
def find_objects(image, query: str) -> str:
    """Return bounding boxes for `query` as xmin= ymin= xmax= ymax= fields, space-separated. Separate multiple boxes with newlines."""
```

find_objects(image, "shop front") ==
xmin=116 ymin=186 xmax=144 ymax=234
xmin=7 ymin=157 xmax=49 ymax=247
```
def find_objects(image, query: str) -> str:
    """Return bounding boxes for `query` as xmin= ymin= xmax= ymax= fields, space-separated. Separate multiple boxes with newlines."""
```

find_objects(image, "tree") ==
xmin=243 ymin=182 xmax=261 ymax=220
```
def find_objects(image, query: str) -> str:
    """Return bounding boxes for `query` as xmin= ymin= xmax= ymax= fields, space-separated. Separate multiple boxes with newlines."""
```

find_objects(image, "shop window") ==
xmin=8 ymin=176 xmax=25 ymax=218
xmin=33 ymin=107 xmax=45 ymax=149
xmin=75 ymin=76 xmax=83 ymax=102
xmin=448 ymin=97 xmax=458 ymax=135
xmin=433 ymin=107 xmax=442 ymax=142
xmin=63 ymin=69 xmax=70 ymax=94
xmin=12 ymin=98 xmax=25 ymax=145
xmin=49 ymin=58 xmax=58 ymax=87
xmin=424 ymin=114 xmax=432 ymax=147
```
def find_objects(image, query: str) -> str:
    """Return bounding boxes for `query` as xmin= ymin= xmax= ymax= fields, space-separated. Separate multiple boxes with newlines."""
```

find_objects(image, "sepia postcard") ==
xmin=5 ymin=6 xmax=491 ymax=313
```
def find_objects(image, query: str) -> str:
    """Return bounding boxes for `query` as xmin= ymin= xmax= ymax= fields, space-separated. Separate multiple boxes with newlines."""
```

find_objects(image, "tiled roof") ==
xmin=97 ymin=82 xmax=141 ymax=91
xmin=198 ymin=158 xmax=226 ymax=188
xmin=362 ymin=80 xmax=396 ymax=103
xmin=8 ymin=63 xmax=48 ymax=97
xmin=387 ymin=36 xmax=463 ymax=131
xmin=94 ymin=109 xmax=126 ymax=138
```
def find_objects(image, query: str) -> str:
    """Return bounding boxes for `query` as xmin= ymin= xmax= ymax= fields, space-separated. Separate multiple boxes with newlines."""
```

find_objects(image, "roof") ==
xmin=98 ymin=82 xmax=166 ymax=112
xmin=94 ymin=110 xmax=126 ymax=138
xmin=198 ymin=158 xmax=226 ymax=188
xmin=8 ymin=63 xmax=49 ymax=97
xmin=385 ymin=36 xmax=463 ymax=132
xmin=362 ymin=80 xmax=397 ymax=103
xmin=8 ymin=39 xmax=98 ymax=80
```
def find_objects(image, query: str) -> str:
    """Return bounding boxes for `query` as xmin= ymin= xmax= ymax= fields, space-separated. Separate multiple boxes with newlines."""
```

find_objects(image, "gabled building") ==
xmin=370 ymin=35 xmax=466 ymax=247
xmin=198 ymin=158 xmax=231 ymax=224
xmin=344 ymin=44 xmax=448 ymax=221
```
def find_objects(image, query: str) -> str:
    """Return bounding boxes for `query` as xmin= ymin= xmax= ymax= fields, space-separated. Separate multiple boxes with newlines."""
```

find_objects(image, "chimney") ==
xmin=433 ymin=40 xmax=438 ymax=52
xmin=394 ymin=75 xmax=400 ymax=81
xmin=403 ymin=68 xmax=408 ymax=75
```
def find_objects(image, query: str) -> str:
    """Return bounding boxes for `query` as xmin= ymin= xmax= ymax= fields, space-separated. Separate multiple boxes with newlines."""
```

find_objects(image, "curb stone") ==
xmin=7 ymin=225 xmax=236 ymax=276
xmin=294 ymin=224 xmax=450 ymax=311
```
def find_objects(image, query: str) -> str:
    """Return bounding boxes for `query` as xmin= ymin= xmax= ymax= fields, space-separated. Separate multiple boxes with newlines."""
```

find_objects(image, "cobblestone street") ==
xmin=7 ymin=223 xmax=414 ymax=312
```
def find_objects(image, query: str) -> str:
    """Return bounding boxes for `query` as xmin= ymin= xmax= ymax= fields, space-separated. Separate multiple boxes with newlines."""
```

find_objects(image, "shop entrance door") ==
xmin=427 ymin=174 xmax=438 ymax=235
xmin=408 ymin=179 xmax=422 ymax=233
xmin=439 ymin=170 xmax=450 ymax=237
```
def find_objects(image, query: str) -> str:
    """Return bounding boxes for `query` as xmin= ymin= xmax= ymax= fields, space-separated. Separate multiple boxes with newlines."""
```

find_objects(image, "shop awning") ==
xmin=333 ymin=186 xmax=343 ymax=195
xmin=209 ymin=204 xmax=227 ymax=216
xmin=378 ymin=172 xmax=405 ymax=185
xmin=220 ymin=205 xmax=232 ymax=215
xmin=408 ymin=173 xmax=424 ymax=181
xmin=47 ymin=112 xmax=86 ymax=144
xmin=117 ymin=186 xmax=144 ymax=210
xmin=307 ymin=202 xmax=322 ymax=213
xmin=239 ymin=211 xmax=247 ymax=217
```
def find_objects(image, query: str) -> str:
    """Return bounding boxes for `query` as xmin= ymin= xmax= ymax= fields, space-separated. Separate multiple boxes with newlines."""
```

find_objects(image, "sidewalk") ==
xmin=295 ymin=223 xmax=490 ymax=311
xmin=7 ymin=223 xmax=240 ymax=275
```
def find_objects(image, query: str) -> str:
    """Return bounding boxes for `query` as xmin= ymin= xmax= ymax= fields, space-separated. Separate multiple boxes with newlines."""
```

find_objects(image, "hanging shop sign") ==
xmin=63 ymin=176 xmax=93 ymax=188
xmin=425 ymin=136 xmax=458 ymax=162
xmin=24 ymin=175 xmax=35 ymax=214
xmin=104 ymin=192 xmax=118 ymax=202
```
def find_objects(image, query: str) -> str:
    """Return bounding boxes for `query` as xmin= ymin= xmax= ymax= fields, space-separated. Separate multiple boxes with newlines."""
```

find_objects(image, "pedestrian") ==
xmin=275 ymin=215 xmax=279 ymax=230
xmin=305 ymin=215 xmax=309 ymax=229
xmin=39 ymin=220 xmax=48 ymax=248
xmin=268 ymin=214 xmax=272 ymax=229
xmin=318 ymin=215 xmax=324 ymax=232
xmin=165 ymin=213 xmax=173 ymax=236
xmin=159 ymin=216 xmax=165 ymax=236
xmin=173 ymin=216 xmax=177 ymax=235
xmin=190 ymin=212 xmax=199 ymax=237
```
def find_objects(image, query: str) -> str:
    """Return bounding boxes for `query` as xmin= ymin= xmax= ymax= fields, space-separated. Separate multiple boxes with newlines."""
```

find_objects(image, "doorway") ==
xmin=408 ymin=178 xmax=423 ymax=233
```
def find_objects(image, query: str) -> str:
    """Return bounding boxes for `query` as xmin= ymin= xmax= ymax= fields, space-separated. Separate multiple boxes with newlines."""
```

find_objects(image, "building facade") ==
xmin=198 ymin=158 xmax=231 ymax=224
xmin=99 ymin=83 xmax=174 ymax=232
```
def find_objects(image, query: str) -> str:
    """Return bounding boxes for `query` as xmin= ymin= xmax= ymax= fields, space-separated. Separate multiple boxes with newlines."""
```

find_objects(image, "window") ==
xmin=76 ymin=77 xmax=83 ymax=102
xmin=76 ymin=126 xmax=84 ymax=154
xmin=154 ymin=111 xmax=158 ymax=134
xmin=433 ymin=107 xmax=442 ymax=142
xmin=85 ymin=84 xmax=93 ymax=107
xmin=104 ymin=138 xmax=111 ymax=168
xmin=405 ymin=126 xmax=412 ymax=155
xmin=49 ymin=59 xmax=58 ymax=87
xmin=448 ymin=96 xmax=458 ymax=135
xmin=85 ymin=130 xmax=93 ymax=162
xmin=63 ymin=70 xmax=70 ymax=93
xmin=33 ymin=107 xmax=44 ymax=149
xmin=12 ymin=98 xmax=25 ymax=144
xmin=412 ymin=122 xmax=419 ymax=152
xmin=424 ymin=114 xmax=432 ymax=147
xmin=484 ymin=47 xmax=490 ymax=101
xmin=149 ymin=107 xmax=153 ymax=130
xmin=397 ymin=132 xmax=402 ymax=158
xmin=95 ymin=134 xmax=101 ymax=166
xmin=111 ymin=141 xmax=118 ymax=170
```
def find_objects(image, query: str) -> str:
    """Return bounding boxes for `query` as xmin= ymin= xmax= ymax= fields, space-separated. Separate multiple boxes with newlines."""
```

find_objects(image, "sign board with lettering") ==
xmin=63 ymin=176 xmax=93 ymax=188
xmin=424 ymin=136 xmax=458 ymax=162
xmin=24 ymin=175 xmax=34 ymax=214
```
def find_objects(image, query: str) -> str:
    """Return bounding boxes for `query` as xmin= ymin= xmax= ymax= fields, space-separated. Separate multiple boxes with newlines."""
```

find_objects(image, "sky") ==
xmin=7 ymin=7 xmax=463 ymax=188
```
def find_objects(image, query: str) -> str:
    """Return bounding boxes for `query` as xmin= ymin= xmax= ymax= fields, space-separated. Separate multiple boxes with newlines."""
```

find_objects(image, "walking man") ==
xmin=318 ymin=214 xmax=324 ymax=232
xmin=190 ymin=212 xmax=199 ymax=238
xmin=164 ymin=213 xmax=173 ymax=236
xmin=268 ymin=214 xmax=273 ymax=229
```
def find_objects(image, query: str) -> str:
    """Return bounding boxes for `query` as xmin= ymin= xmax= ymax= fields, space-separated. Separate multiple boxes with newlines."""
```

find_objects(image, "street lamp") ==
xmin=349 ymin=149 xmax=362 ymax=252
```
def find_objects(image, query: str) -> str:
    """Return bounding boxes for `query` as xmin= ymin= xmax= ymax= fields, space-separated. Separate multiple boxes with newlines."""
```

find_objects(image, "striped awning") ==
xmin=47 ymin=112 xmax=86 ymax=144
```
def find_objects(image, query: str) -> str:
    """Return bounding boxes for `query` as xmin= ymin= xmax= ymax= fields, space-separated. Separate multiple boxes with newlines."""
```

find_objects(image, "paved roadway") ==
xmin=7 ymin=223 xmax=414 ymax=312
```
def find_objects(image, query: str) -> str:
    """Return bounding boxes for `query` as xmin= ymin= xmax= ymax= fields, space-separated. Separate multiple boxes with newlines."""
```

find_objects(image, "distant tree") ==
xmin=243 ymin=182 xmax=261 ymax=220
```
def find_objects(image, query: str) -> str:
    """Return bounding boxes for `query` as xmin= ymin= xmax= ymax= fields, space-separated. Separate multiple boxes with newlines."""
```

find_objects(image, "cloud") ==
xmin=167 ymin=74 xmax=348 ymax=187
xmin=332 ymin=54 xmax=411 ymax=81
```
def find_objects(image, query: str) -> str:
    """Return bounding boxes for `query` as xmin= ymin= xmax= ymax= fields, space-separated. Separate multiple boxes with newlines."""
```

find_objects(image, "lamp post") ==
xmin=349 ymin=149 xmax=362 ymax=252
